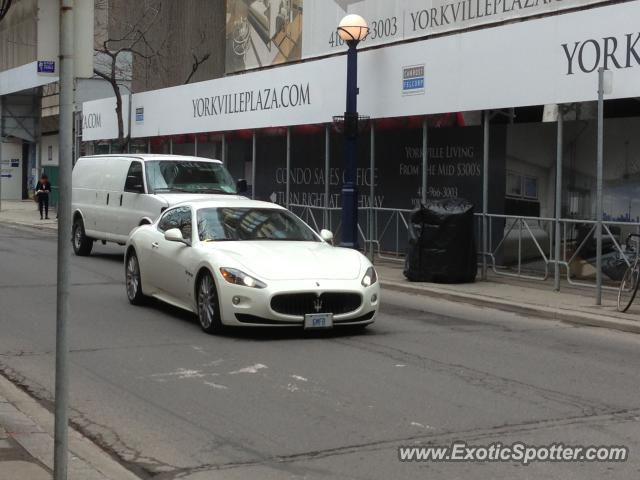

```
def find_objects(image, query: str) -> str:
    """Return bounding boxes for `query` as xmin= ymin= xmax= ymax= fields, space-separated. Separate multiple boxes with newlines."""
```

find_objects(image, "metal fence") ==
xmin=290 ymin=203 xmax=640 ymax=299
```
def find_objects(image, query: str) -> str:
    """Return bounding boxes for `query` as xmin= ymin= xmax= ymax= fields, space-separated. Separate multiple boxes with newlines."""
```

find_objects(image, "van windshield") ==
xmin=145 ymin=161 xmax=237 ymax=194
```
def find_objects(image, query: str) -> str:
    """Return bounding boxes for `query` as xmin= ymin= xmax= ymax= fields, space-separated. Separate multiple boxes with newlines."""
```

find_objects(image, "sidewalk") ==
xmin=0 ymin=374 xmax=140 ymax=480
xmin=0 ymin=200 xmax=57 ymax=231
xmin=377 ymin=261 xmax=640 ymax=334
xmin=1 ymin=200 xmax=638 ymax=334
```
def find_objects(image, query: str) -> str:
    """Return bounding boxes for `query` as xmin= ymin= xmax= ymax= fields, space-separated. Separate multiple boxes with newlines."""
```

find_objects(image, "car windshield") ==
xmin=197 ymin=208 xmax=319 ymax=242
xmin=146 ymin=160 xmax=237 ymax=194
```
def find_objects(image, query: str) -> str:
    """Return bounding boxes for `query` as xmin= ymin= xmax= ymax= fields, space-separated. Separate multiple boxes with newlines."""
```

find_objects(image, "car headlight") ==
xmin=361 ymin=266 xmax=378 ymax=287
xmin=220 ymin=268 xmax=267 ymax=289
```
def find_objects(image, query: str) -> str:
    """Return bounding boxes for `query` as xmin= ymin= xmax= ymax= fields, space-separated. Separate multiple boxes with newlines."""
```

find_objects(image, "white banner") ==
xmin=82 ymin=95 xmax=129 ymax=141
xmin=83 ymin=1 xmax=640 ymax=141
xmin=225 ymin=0 xmax=609 ymax=73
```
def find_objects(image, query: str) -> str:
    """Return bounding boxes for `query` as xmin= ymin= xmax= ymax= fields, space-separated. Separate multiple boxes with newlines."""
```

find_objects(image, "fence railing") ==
xmin=289 ymin=204 xmax=640 ymax=296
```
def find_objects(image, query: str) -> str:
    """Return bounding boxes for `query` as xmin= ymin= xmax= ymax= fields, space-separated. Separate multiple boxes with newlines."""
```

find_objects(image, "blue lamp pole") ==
xmin=337 ymin=14 xmax=369 ymax=249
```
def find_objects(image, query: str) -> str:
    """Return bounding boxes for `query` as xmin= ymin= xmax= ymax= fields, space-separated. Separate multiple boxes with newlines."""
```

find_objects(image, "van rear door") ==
xmin=72 ymin=157 xmax=105 ymax=238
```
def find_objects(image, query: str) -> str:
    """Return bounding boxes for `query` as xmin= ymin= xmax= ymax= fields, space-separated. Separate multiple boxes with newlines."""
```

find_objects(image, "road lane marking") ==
xmin=229 ymin=364 xmax=268 ymax=375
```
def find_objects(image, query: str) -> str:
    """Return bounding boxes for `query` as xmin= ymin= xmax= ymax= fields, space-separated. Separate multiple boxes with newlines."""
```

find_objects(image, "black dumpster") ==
xmin=403 ymin=199 xmax=477 ymax=283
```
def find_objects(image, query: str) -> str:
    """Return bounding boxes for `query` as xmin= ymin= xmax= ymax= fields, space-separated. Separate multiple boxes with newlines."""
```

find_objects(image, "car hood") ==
xmin=155 ymin=193 xmax=246 ymax=205
xmin=206 ymin=241 xmax=363 ymax=281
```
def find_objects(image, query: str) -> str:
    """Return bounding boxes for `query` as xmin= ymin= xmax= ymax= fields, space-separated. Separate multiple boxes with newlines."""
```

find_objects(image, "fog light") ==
xmin=232 ymin=296 xmax=241 ymax=305
xmin=371 ymin=294 xmax=378 ymax=303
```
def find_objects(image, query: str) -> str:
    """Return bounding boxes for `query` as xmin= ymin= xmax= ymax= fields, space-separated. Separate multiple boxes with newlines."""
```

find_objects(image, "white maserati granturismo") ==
xmin=124 ymin=199 xmax=380 ymax=333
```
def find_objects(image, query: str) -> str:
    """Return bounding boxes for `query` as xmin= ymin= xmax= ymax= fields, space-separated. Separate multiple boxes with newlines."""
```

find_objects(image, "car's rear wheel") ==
xmin=125 ymin=251 xmax=145 ymax=305
xmin=72 ymin=217 xmax=93 ymax=256
xmin=197 ymin=271 xmax=223 ymax=334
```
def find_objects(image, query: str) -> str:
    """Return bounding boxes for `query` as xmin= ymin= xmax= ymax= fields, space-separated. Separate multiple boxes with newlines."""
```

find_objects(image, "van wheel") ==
xmin=72 ymin=218 xmax=93 ymax=256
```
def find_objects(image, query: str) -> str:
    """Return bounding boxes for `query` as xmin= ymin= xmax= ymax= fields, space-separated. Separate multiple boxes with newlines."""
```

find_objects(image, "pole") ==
xmin=340 ymin=41 xmax=360 ymax=249
xmin=221 ymin=134 xmax=226 ymax=165
xmin=421 ymin=118 xmax=428 ymax=205
xmin=55 ymin=1 xmax=74 ymax=478
xmin=554 ymin=106 xmax=564 ymax=291
xmin=369 ymin=121 xmax=375 ymax=261
xmin=127 ymin=93 xmax=132 ymax=153
xmin=482 ymin=111 xmax=490 ymax=280
xmin=596 ymin=68 xmax=604 ymax=305
xmin=73 ymin=112 xmax=79 ymax=164
xmin=251 ymin=131 xmax=256 ymax=200
xmin=286 ymin=127 xmax=291 ymax=208
xmin=194 ymin=134 xmax=198 ymax=156
xmin=324 ymin=125 xmax=330 ymax=229
xmin=0 ymin=96 xmax=3 ymax=212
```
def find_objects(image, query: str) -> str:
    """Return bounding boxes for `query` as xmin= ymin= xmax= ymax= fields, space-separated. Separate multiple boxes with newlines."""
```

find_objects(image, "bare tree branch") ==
xmin=185 ymin=52 xmax=210 ymax=84
xmin=184 ymin=30 xmax=212 ymax=84
xmin=93 ymin=1 xmax=167 ymax=148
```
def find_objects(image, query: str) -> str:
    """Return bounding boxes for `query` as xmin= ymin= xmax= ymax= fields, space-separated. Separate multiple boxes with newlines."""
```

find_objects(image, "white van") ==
xmin=71 ymin=154 xmax=247 ymax=255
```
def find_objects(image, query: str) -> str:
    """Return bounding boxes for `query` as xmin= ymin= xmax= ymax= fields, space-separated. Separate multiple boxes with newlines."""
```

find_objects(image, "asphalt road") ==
xmin=1 ymin=223 xmax=639 ymax=480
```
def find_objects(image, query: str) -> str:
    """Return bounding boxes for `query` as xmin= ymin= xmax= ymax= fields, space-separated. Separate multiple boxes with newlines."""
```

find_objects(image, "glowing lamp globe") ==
xmin=337 ymin=14 xmax=369 ymax=43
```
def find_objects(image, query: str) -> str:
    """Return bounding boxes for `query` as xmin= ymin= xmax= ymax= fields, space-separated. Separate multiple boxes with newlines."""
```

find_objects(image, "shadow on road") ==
xmin=141 ymin=297 xmax=374 ymax=341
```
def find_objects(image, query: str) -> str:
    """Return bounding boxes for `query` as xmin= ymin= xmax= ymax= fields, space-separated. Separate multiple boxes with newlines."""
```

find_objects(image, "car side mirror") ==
xmin=320 ymin=229 xmax=334 ymax=244
xmin=236 ymin=179 xmax=248 ymax=194
xmin=164 ymin=228 xmax=189 ymax=245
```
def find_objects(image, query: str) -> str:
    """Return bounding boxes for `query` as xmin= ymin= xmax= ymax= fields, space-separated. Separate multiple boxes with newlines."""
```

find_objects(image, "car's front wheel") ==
xmin=125 ymin=251 xmax=145 ymax=305
xmin=72 ymin=217 xmax=93 ymax=256
xmin=197 ymin=271 xmax=223 ymax=334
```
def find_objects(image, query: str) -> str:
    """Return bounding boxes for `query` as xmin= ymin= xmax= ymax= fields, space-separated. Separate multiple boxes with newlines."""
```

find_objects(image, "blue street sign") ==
xmin=37 ymin=61 xmax=56 ymax=74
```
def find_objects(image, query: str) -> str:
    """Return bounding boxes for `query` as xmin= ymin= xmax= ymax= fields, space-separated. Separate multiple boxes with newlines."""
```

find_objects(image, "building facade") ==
xmin=0 ymin=0 xmax=225 ymax=202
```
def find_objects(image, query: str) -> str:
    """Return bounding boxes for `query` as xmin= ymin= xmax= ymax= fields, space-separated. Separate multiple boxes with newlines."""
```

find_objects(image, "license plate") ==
xmin=304 ymin=313 xmax=333 ymax=330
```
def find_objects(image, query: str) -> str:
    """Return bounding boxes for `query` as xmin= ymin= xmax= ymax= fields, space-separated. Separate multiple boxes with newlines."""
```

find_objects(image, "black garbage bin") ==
xmin=403 ymin=199 xmax=477 ymax=283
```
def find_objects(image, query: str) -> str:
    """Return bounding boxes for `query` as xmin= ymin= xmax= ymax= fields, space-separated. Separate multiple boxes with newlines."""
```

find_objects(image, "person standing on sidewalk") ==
xmin=35 ymin=174 xmax=52 ymax=220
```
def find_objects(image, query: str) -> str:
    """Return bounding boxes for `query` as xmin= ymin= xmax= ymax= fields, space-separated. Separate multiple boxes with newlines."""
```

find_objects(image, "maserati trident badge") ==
xmin=313 ymin=296 xmax=323 ymax=313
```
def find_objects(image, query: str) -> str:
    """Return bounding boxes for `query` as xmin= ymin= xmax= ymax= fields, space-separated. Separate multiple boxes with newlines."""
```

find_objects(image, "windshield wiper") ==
xmin=193 ymin=188 xmax=233 ymax=194
xmin=153 ymin=187 xmax=192 ymax=193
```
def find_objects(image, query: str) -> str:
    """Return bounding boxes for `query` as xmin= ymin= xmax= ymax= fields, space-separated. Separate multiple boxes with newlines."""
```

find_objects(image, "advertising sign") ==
xmin=225 ymin=0 xmax=609 ymax=73
xmin=226 ymin=0 xmax=305 ymax=73
xmin=239 ymin=126 xmax=505 ymax=208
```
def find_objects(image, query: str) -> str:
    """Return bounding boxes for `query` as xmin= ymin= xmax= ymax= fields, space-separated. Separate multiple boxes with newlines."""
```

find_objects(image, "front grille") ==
xmin=271 ymin=292 xmax=362 ymax=316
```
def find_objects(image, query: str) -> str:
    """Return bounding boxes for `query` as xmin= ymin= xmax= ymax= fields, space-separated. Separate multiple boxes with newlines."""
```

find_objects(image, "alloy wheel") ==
xmin=198 ymin=274 xmax=217 ymax=329
xmin=126 ymin=255 xmax=141 ymax=301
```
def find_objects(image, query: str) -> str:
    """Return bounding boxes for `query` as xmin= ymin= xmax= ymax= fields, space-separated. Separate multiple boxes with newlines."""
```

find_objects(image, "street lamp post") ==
xmin=337 ymin=14 xmax=368 ymax=249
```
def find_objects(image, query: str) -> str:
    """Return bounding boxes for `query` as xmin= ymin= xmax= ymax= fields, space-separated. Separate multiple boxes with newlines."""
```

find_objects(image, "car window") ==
xmin=158 ymin=206 xmax=192 ymax=240
xmin=197 ymin=208 xmax=318 ymax=242
xmin=124 ymin=161 xmax=144 ymax=193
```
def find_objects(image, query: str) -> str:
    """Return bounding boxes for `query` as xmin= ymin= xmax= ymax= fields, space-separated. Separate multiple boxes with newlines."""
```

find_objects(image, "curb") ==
xmin=0 ymin=373 xmax=141 ymax=480
xmin=380 ymin=280 xmax=640 ymax=335
xmin=0 ymin=219 xmax=58 ymax=232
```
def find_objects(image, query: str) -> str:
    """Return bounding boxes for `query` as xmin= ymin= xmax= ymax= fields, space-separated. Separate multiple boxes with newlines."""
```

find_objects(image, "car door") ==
xmin=148 ymin=206 xmax=196 ymax=307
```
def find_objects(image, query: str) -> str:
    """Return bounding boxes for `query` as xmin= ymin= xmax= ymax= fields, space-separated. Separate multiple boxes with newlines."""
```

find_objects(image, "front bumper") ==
xmin=216 ymin=277 xmax=380 ymax=327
